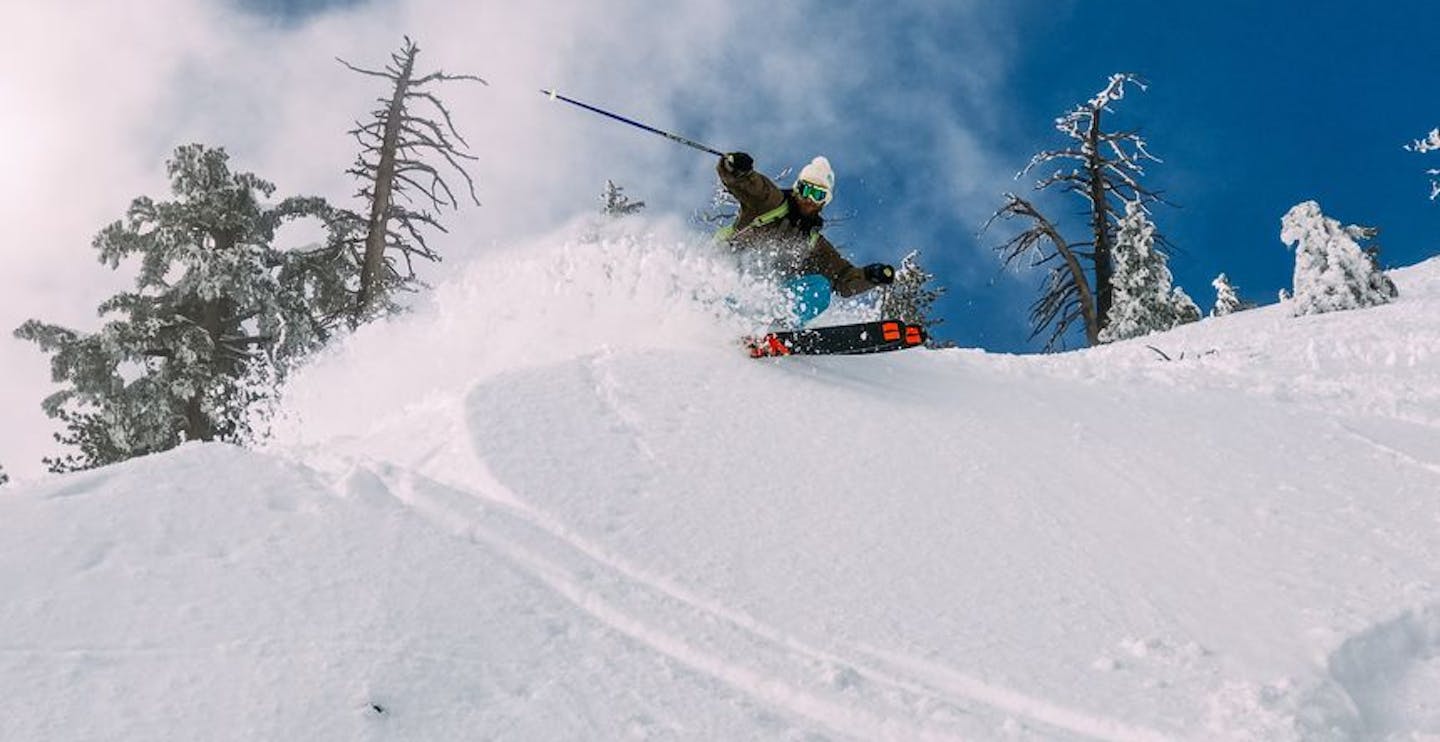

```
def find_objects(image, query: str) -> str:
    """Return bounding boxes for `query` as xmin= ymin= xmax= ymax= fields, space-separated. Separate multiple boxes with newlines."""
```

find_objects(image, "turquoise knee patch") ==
xmin=783 ymin=275 xmax=833 ymax=326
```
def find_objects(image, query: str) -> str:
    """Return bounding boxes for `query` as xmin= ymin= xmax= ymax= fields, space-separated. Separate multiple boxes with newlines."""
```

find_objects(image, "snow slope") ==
xmin=3 ymin=220 xmax=1439 ymax=740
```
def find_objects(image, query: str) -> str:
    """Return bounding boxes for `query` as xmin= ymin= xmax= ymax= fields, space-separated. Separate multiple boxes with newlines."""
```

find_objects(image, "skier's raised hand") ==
xmin=723 ymin=152 xmax=754 ymax=174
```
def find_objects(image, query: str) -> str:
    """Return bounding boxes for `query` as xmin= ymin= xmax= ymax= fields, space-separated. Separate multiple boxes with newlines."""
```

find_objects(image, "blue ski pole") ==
xmin=540 ymin=89 xmax=725 ymax=157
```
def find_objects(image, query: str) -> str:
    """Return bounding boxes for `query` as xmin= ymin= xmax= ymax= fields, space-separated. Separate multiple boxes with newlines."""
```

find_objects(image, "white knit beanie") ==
xmin=794 ymin=156 xmax=835 ymax=205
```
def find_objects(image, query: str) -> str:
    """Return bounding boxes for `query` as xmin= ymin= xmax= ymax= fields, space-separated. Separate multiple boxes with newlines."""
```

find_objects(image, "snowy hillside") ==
xmin=3 ymin=221 xmax=1439 ymax=741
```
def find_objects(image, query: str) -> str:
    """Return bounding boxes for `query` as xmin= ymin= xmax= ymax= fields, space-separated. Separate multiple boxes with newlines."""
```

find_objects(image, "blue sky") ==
xmin=815 ymin=1 xmax=1440 ymax=352
xmin=997 ymin=2 xmax=1440 ymax=350
xmin=1034 ymin=3 xmax=1439 ymax=348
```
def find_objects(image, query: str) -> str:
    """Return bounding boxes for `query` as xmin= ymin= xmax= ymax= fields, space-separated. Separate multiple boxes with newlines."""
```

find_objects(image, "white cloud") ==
xmin=0 ymin=0 xmax=1027 ymax=478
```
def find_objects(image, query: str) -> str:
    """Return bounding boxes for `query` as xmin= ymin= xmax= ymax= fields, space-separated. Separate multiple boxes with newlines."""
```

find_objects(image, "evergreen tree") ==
xmin=339 ymin=36 xmax=486 ymax=321
xmin=988 ymin=74 xmax=1171 ymax=350
xmin=276 ymin=207 xmax=368 ymax=340
xmin=878 ymin=250 xmax=945 ymax=331
xmin=1280 ymin=201 xmax=1398 ymax=316
xmin=1098 ymin=201 xmax=1200 ymax=343
xmin=600 ymin=180 xmax=645 ymax=217
xmin=1405 ymin=127 xmax=1440 ymax=201
xmin=14 ymin=144 xmax=332 ymax=472
xmin=0 ymin=464 xmax=8 ymax=487
xmin=1210 ymin=273 xmax=1251 ymax=317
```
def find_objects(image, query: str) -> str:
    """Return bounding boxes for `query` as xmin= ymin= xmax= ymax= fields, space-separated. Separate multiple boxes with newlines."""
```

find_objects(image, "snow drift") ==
xmin=3 ymin=219 xmax=1439 ymax=741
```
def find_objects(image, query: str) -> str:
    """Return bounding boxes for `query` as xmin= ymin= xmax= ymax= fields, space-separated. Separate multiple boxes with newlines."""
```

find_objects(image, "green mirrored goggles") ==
xmin=795 ymin=181 xmax=829 ymax=204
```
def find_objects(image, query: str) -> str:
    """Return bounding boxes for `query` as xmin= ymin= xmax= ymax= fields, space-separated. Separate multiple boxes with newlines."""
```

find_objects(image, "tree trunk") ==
xmin=1086 ymin=112 xmax=1113 ymax=333
xmin=1017 ymin=195 xmax=1101 ymax=346
xmin=184 ymin=229 xmax=239 ymax=443
xmin=184 ymin=297 xmax=222 ymax=442
xmin=355 ymin=46 xmax=417 ymax=318
xmin=184 ymin=392 xmax=214 ymax=442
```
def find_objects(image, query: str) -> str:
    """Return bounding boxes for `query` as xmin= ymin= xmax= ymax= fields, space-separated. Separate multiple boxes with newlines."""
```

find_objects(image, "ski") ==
xmin=745 ymin=320 xmax=927 ymax=358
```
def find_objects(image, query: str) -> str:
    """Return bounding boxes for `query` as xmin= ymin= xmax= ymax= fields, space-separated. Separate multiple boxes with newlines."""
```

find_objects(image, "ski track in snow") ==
xmin=1335 ymin=420 xmax=1440 ymax=477
xmin=361 ymin=460 xmax=1173 ymax=742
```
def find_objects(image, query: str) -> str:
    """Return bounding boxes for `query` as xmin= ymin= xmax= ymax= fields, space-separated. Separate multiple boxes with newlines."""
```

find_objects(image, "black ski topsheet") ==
xmin=745 ymin=320 xmax=927 ymax=358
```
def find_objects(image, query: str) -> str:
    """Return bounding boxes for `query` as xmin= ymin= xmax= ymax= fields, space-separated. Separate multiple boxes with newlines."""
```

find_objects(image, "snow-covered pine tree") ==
xmin=1280 ymin=201 xmax=1399 ymax=317
xmin=0 ymin=464 xmax=8 ymax=486
xmin=339 ymin=36 xmax=486 ymax=322
xmin=1210 ymin=272 xmax=1249 ymax=317
xmin=600 ymin=180 xmax=645 ymax=217
xmin=878 ymin=250 xmax=945 ymax=331
xmin=989 ymin=73 xmax=1171 ymax=350
xmin=14 ymin=144 xmax=333 ymax=472
xmin=1405 ymin=127 xmax=1440 ymax=201
xmin=1098 ymin=201 xmax=1200 ymax=343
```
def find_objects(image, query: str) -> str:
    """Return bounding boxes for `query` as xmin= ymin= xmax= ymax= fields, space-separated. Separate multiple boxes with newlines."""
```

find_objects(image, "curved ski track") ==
xmin=367 ymin=463 xmax=1173 ymax=742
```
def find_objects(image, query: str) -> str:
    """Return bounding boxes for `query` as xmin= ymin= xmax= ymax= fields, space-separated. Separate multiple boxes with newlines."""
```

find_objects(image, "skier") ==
xmin=715 ymin=152 xmax=895 ymax=325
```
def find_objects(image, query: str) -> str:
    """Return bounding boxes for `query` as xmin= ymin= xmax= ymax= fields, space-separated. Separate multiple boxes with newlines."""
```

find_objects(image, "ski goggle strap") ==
xmin=795 ymin=180 xmax=829 ymax=204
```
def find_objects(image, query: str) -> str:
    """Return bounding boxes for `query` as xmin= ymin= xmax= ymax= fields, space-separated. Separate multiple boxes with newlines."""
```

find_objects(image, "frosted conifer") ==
xmin=14 ymin=145 xmax=333 ymax=472
xmin=1280 ymin=201 xmax=1398 ymax=317
xmin=1098 ymin=201 xmax=1200 ymax=343
xmin=1405 ymin=128 xmax=1440 ymax=200
xmin=878 ymin=250 xmax=945 ymax=331
xmin=1210 ymin=273 xmax=1246 ymax=317
xmin=601 ymin=180 xmax=645 ymax=217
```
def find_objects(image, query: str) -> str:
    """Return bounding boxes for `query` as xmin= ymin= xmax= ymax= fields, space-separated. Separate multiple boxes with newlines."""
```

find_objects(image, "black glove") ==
xmin=723 ymin=152 xmax=754 ymax=174
xmin=863 ymin=263 xmax=896 ymax=285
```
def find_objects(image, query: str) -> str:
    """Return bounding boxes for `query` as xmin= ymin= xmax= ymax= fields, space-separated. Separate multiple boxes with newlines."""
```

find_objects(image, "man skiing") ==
xmin=715 ymin=152 xmax=895 ymax=325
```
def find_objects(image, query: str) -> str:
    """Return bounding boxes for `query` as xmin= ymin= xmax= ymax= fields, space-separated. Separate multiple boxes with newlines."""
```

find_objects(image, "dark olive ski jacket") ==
xmin=715 ymin=158 xmax=876 ymax=297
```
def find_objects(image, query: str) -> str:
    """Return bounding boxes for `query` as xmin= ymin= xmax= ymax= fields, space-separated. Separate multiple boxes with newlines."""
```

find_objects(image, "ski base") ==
xmin=745 ymin=320 xmax=927 ymax=358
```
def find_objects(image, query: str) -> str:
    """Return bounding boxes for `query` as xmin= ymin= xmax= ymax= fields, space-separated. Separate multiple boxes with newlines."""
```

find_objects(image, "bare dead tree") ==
xmin=989 ymin=73 xmax=1168 ymax=350
xmin=339 ymin=36 xmax=486 ymax=320
xmin=986 ymin=194 xmax=1099 ymax=349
